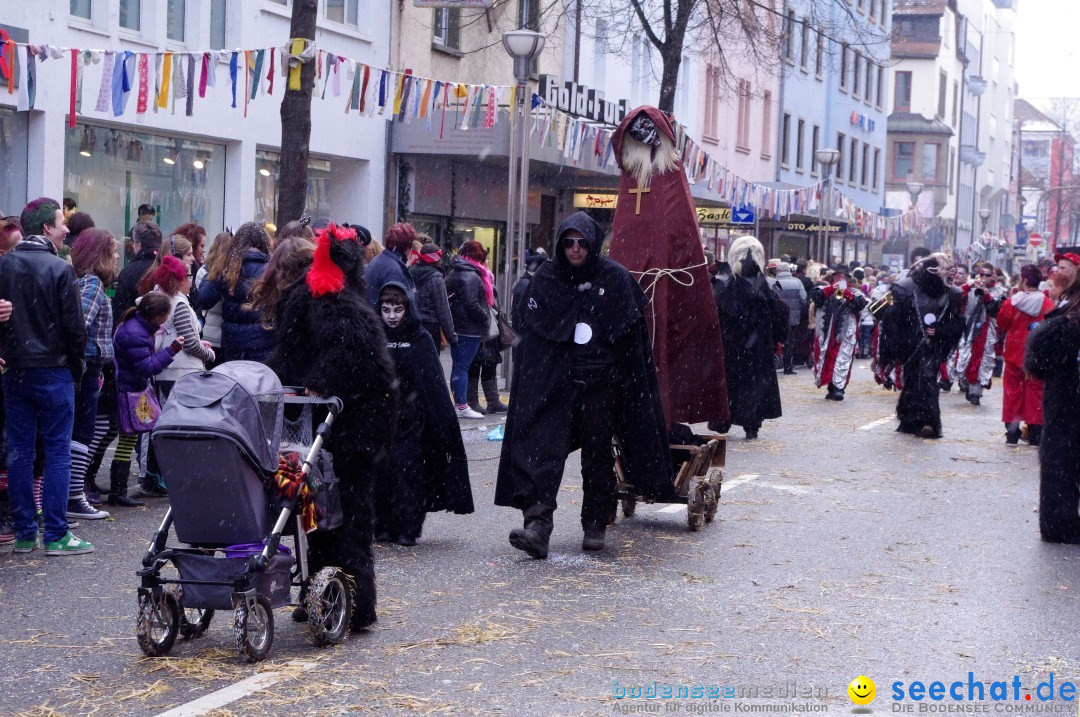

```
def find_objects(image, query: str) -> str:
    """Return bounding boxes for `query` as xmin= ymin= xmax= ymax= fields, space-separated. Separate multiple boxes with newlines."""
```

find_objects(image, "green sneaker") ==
xmin=13 ymin=537 xmax=37 ymax=553
xmin=44 ymin=532 xmax=94 ymax=556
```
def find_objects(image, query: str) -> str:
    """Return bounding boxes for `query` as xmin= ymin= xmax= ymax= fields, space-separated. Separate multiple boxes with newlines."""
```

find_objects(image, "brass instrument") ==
xmin=867 ymin=291 xmax=894 ymax=317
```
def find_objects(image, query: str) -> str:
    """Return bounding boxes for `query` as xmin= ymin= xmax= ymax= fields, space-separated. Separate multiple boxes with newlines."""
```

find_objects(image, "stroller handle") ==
xmin=281 ymin=387 xmax=343 ymax=416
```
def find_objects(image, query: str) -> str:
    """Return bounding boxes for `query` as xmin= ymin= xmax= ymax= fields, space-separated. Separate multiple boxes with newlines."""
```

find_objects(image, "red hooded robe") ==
xmin=608 ymin=106 xmax=730 ymax=425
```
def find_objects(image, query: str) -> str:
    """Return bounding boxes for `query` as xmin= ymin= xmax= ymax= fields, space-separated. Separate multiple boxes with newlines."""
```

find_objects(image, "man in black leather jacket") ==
xmin=0 ymin=197 xmax=92 ymax=556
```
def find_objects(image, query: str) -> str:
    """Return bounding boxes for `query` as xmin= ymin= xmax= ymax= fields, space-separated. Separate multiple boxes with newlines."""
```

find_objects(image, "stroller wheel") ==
xmin=166 ymin=585 xmax=215 ymax=640
xmin=704 ymin=469 xmax=723 ymax=523
xmin=686 ymin=477 xmax=707 ymax=532
xmin=136 ymin=589 xmax=180 ymax=657
xmin=305 ymin=567 xmax=353 ymax=647
xmin=234 ymin=596 xmax=274 ymax=662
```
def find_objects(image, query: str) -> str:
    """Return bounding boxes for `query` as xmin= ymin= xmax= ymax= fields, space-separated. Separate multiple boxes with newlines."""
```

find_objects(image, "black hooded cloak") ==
xmin=268 ymin=230 xmax=397 ymax=629
xmin=1025 ymin=309 xmax=1080 ymax=543
xmin=878 ymin=265 xmax=963 ymax=437
xmin=375 ymin=280 xmax=473 ymax=540
xmin=495 ymin=212 xmax=676 ymax=510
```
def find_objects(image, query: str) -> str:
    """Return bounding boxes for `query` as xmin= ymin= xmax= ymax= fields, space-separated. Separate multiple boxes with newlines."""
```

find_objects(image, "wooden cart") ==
xmin=612 ymin=433 xmax=726 ymax=531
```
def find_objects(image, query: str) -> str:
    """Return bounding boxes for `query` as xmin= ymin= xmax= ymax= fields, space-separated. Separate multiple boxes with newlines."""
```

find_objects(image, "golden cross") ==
xmin=628 ymin=183 xmax=651 ymax=215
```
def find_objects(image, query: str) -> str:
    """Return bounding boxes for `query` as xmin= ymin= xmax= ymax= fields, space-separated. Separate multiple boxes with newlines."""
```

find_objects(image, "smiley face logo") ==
xmin=848 ymin=676 xmax=876 ymax=706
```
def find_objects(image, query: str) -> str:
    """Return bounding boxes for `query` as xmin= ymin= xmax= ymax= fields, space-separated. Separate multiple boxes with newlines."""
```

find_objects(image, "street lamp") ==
xmin=501 ymin=29 xmax=545 ymax=385
xmin=907 ymin=181 xmax=924 ymax=208
xmin=815 ymin=149 xmax=840 ymax=263
xmin=978 ymin=207 xmax=991 ymax=233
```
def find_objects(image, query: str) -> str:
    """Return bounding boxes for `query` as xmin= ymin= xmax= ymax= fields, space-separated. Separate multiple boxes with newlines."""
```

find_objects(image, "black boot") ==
xmin=509 ymin=503 xmax=554 ymax=559
xmin=482 ymin=379 xmax=508 ymax=414
xmin=1027 ymin=425 xmax=1042 ymax=447
xmin=582 ymin=526 xmax=605 ymax=551
xmin=1005 ymin=426 xmax=1021 ymax=445
xmin=108 ymin=461 xmax=144 ymax=507
xmin=467 ymin=374 xmax=484 ymax=416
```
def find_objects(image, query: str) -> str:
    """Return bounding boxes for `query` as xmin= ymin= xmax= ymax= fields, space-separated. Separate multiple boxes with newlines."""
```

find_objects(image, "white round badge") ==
xmin=574 ymin=322 xmax=593 ymax=345
xmin=923 ymin=313 xmax=937 ymax=326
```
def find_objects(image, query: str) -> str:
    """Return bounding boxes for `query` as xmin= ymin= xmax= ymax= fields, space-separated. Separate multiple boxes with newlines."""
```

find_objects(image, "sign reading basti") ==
xmin=572 ymin=194 xmax=736 ymax=225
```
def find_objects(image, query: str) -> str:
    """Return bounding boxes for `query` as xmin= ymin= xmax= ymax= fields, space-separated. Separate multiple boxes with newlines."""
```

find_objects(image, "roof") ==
xmin=887 ymin=112 xmax=955 ymax=137
xmin=893 ymin=0 xmax=951 ymax=16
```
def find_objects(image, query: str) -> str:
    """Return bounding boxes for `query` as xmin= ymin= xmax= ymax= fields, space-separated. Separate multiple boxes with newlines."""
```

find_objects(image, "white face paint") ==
xmin=574 ymin=322 xmax=593 ymax=345
xmin=381 ymin=303 xmax=406 ymax=329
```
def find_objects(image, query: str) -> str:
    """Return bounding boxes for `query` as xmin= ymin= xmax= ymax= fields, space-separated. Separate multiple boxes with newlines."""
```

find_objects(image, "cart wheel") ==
xmin=166 ymin=585 xmax=215 ymax=640
xmin=704 ymin=470 xmax=723 ymax=523
xmin=305 ymin=567 xmax=353 ymax=647
xmin=136 ymin=589 xmax=180 ymax=657
xmin=621 ymin=497 xmax=637 ymax=518
xmin=234 ymin=596 xmax=274 ymax=662
xmin=686 ymin=478 xmax=706 ymax=532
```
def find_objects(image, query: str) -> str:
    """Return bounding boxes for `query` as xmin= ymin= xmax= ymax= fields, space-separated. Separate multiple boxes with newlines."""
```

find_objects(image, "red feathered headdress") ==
xmin=307 ymin=223 xmax=359 ymax=297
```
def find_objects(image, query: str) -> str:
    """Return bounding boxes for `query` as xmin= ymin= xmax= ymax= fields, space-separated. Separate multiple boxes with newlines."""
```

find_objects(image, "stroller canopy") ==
xmin=155 ymin=361 xmax=284 ymax=474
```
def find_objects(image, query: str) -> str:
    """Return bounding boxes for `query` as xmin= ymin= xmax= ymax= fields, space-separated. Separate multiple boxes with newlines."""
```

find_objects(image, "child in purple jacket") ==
xmin=107 ymin=292 xmax=182 ymax=506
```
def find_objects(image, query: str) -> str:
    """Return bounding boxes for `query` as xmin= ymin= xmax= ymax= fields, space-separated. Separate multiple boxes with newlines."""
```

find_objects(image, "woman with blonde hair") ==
xmin=195 ymin=231 xmax=232 ymax=359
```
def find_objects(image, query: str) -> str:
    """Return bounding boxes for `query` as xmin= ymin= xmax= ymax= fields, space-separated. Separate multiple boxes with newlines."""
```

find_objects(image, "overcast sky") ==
xmin=1014 ymin=0 xmax=1080 ymax=103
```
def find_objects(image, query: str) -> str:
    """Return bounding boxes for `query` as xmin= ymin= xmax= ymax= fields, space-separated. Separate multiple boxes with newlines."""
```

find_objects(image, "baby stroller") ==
xmin=136 ymin=361 xmax=352 ymax=662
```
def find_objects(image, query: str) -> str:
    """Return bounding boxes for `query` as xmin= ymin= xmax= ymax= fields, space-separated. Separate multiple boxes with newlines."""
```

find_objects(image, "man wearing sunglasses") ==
xmin=496 ymin=211 xmax=675 ymax=558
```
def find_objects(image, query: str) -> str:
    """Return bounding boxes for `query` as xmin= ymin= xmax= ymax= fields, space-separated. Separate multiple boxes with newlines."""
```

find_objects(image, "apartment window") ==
xmin=849 ymin=137 xmax=859 ymax=183
xmin=781 ymin=113 xmax=791 ymax=166
xmin=869 ymin=0 xmax=877 ymax=22
xmin=736 ymin=80 xmax=752 ymax=150
xmin=815 ymin=29 xmax=824 ymax=76
xmin=433 ymin=8 xmax=461 ymax=49
xmin=326 ymin=0 xmax=359 ymax=26
xmin=70 ymin=0 xmax=92 ymax=19
xmin=210 ymin=0 xmax=227 ymax=49
xmin=937 ymin=71 xmax=947 ymax=119
xmin=800 ymin=21 xmax=810 ymax=70
xmin=879 ymin=0 xmax=887 ymax=26
xmin=852 ymin=52 xmax=862 ymax=98
xmin=922 ymin=143 xmax=940 ymax=182
xmin=893 ymin=142 xmax=915 ymax=180
xmin=861 ymin=142 xmax=870 ymax=187
xmin=876 ymin=65 xmax=884 ymax=107
xmin=761 ymin=91 xmax=773 ymax=157
xmin=785 ymin=10 xmax=796 ymax=62
xmin=949 ymin=148 xmax=955 ymax=193
xmin=811 ymin=125 xmax=820 ymax=176
xmin=518 ymin=0 xmax=540 ymax=72
xmin=857 ymin=0 xmax=866 ymax=11
xmin=703 ymin=65 xmax=720 ymax=141
xmin=796 ymin=119 xmax=805 ymax=171
xmin=895 ymin=71 xmax=912 ymax=112
xmin=119 ymin=0 xmax=140 ymax=31
xmin=872 ymin=147 xmax=881 ymax=190
xmin=865 ymin=62 xmax=874 ymax=105
xmin=836 ymin=132 xmax=845 ymax=180
xmin=839 ymin=45 xmax=849 ymax=91
xmin=951 ymin=81 xmax=959 ymax=125
xmin=166 ymin=0 xmax=186 ymax=42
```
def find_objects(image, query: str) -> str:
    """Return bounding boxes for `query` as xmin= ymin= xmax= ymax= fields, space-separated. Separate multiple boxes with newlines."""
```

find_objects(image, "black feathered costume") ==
xmin=375 ymin=280 xmax=473 ymax=543
xmin=495 ymin=212 xmax=675 ymax=531
xmin=1025 ymin=309 xmax=1080 ymax=543
xmin=268 ymin=224 xmax=398 ymax=629
xmin=877 ymin=261 xmax=964 ymax=438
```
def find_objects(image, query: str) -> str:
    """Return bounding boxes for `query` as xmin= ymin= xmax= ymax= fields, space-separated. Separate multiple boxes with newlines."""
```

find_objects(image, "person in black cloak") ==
xmin=877 ymin=253 xmax=964 ymax=439
xmin=268 ymin=222 xmax=398 ymax=630
xmin=374 ymin=281 xmax=473 ymax=546
xmin=1024 ymin=280 xmax=1080 ymax=543
xmin=495 ymin=211 xmax=675 ymax=558
xmin=713 ymin=235 xmax=790 ymax=440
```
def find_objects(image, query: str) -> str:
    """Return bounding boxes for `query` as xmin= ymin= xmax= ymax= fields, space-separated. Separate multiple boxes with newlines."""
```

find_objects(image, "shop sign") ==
xmin=787 ymin=222 xmax=843 ymax=233
xmin=573 ymin=192 xmax=618 ymax=209
xmin=850 ymin=111 xmax=876 ymax=133
xmin=539 ymin=75 xmax=628 ymax=126
xmin=696 ymin=207 xmax=732 ymax=225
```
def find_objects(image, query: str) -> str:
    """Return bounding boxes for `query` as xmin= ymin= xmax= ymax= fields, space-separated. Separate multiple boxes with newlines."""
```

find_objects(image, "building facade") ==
xmin=1016 ymin=98 xmax=1076 ymax=253
xmin=0 ymin=0 xmax=389 ymax=243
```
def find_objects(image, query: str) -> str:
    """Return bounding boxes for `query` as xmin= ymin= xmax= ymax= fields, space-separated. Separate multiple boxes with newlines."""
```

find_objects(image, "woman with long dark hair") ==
xmin=249 ymin=235 xmax=315 ymax=331
xmin=197 ymin=222 xmax=273 ymax=362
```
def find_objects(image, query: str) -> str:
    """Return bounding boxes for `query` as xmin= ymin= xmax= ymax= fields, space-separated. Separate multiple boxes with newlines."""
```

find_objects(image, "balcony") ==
xmin=960 ymin=145 xmax=986 ymax=167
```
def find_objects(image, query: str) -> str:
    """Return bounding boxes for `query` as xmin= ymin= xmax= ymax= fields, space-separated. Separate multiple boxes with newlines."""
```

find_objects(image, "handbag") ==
xmin=494 ymin=307 xmax=516 ymax=349
xmin=484 ymin=306 xmax=501 ymax=342
xmin=116 ymin=385 xmax=162 ymax=434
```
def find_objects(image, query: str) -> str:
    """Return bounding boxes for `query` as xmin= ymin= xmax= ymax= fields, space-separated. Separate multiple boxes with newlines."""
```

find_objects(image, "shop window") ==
xmin=326 ymin=0 xmax=360 ymax=26
xmin=0 ymin=108 xmax=29 ymax=216
xmin=167 ymin=0 xmax=186 ymax=42
xmin=64 ymin=122 xmax=225 ymax=243
xmin=119 ymin=0 xmax=140 ymax=31
xmin=254 ymin=150 xmax=332 ymax=226
xmin=433 ymin=9 xmax=461 ymax=50
xmin=70 ymin=0 xmax=92 ymax=19
xmin=893 ymin=142 xmax=915 ymax=180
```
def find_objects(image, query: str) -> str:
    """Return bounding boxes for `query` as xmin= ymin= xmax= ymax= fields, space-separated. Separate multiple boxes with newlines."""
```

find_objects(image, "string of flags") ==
xmin=0 ymin=37 xmax=923 ymax=239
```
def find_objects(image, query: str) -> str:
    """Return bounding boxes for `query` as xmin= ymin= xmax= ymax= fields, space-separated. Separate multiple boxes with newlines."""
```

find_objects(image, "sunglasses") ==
xmin=561 ymin=236 xmax=588 ymax=249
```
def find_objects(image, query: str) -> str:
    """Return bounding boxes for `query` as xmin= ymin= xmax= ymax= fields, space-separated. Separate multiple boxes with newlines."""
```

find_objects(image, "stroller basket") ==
xmin=172 ymin=551 xmax=295 ymax=610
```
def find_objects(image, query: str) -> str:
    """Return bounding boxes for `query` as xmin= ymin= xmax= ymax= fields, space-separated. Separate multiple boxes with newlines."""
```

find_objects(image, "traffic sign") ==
xmin=731 ymin=205 xmax=755 ymax=225
xmin=1029 ymin=232 xmax=1043 ymax=246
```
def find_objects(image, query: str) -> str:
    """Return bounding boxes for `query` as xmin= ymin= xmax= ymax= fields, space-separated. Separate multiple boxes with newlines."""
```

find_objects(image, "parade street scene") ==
xmin=1 ymin=0 xmax=1079 ymax=716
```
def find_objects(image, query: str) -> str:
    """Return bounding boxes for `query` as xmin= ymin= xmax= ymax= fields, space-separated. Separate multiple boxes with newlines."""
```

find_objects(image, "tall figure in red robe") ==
xmin=608 ymin=106 xmax=730 ymax=427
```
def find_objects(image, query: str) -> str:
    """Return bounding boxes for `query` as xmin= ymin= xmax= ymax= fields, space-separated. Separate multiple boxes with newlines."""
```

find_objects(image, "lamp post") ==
xmin=978 ymin=207 xmax=991 ymax=266
xmin=501 ymin=29 xmax=545 ymax=385
xmin=815 ymin=149 xmax=840 ymax=263
xmin=905 ymin=180 xmax=924 ymax=263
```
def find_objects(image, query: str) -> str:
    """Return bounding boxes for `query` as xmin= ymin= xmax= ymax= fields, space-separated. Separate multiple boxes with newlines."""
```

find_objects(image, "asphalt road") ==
xmin=1 ymin=359 xmax=1074 ymax=717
